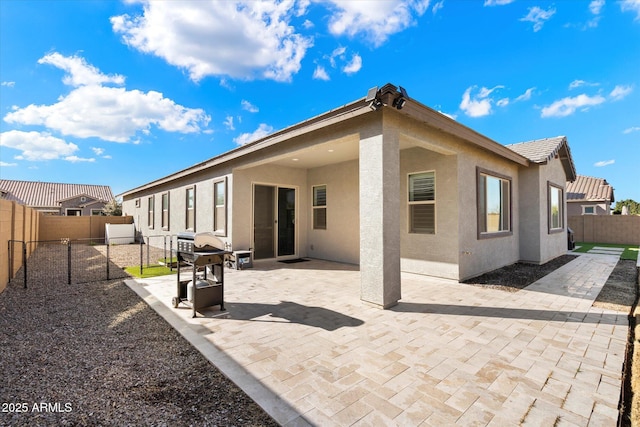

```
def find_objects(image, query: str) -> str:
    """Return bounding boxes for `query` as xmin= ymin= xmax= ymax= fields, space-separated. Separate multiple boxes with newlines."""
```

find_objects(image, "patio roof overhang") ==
xmin=118 ymin=83 xmax=530 ymax=197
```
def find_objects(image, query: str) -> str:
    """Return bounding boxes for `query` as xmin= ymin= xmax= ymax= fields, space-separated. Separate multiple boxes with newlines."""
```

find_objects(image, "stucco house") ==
xmin=120 ymin=83 xmax=576 ymax=309
xmin=566 ymin=175 xmax=614 ymax=215
xmin=0 ymin=179 xmax=115 ymax=216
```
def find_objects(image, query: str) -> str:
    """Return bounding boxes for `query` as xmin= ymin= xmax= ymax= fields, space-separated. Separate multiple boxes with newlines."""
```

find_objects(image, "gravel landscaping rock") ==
xmin=0 ymin=244 xmax=278 ymax=427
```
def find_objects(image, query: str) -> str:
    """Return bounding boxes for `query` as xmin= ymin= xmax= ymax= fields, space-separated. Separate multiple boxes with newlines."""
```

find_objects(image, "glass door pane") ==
xmin=277 ymin=187 xmax=295 ymax=257
xmin=253 ymin=185 xmax=275 ymax=259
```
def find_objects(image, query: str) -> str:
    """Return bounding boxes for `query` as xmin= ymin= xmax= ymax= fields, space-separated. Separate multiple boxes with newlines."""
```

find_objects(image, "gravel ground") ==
xmin=0 ymin=243 xmax=278 ymax=426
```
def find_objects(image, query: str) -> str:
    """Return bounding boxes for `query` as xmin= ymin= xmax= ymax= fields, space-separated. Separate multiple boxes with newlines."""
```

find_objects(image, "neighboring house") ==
xmin=0 ymin=180 xmax=115 ymax=216
xmin=566 ymin=175 xmax=614 ymax=215
xmin=119 ymin=83 xmax=577 ymax=309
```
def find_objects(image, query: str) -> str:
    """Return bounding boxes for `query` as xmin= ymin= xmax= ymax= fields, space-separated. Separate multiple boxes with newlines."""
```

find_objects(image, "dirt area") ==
xmin=462 ymin=255 xmax=578 ymax=292
xmin=463 ymin=254 xmax=637 ymax=313
xmin=0 ymin=244 xmax=278 ymax=426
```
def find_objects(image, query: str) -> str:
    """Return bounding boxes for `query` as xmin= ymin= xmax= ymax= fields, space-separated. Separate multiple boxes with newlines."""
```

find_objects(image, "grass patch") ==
xmin=124 ymin=264 xmax=176 ymax=278
xmin=574 ymin=242 xmax=639 ymax=261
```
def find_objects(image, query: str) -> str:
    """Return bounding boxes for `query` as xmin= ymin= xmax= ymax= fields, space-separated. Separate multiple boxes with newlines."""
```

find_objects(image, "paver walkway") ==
xmin=126 ymin=253 xmax=626 ymax=426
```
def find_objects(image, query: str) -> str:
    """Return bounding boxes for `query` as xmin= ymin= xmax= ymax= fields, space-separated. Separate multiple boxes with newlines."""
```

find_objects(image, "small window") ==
xmin=214 ymin=180 xmax=226 ymax=236
xmin=408 ymin=172 xmax=436 ymax=234
xmin=477 ymin=169 xmax=511 ymax=237
xmin=161 ymin=192 xmax=170 ymax=230
xmin=186 ymin=187 xmax=195 ymax=231
xmin=80 ymin=196 xmax=86 ymax=202
xmin=548 ymin=183 xmax=563 ymax=232
xmin=91 ymin=209 xmax=104 ymax=216
xmin=135 ymin=199 xmax=140 ymax=208
xmin=582 ymin=205 xmax=596 ymax=215
xmin=313 ymin=185 xmax=327 ymax=230
xmin=147 ymin=196 xmax=155 ymax=229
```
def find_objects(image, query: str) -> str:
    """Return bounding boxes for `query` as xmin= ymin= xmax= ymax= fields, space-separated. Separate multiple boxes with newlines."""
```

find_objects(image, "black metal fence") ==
xmin=7 ymin=236 xmax=175 ymax=289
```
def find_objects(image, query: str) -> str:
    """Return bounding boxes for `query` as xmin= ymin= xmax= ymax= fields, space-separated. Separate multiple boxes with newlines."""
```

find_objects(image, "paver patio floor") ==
xmin=126 ymin=253 xmax=626 ymax=426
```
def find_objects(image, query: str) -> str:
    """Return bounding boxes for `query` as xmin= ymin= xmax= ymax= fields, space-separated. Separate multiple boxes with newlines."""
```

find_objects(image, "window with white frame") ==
xmin=161 ymin=192 xmax=170 ymax=230
xmin=477 ymin=169 xmax=511 ymax=236
xmin=147 ymin=196 xmax=154 ymax=229
xmin=186 ymin=187 xmax=195 ymax=231
xmin=548 ymin=183 xmax=563 ymax=232
xmin=408 ymin=172 xmax=436 ymax=234
xmin=582 ymin=205 xmax=596 ymax=215
xmin=214 ymin=180 xmax=226 ymax=235
xmin=313 ymin=185 xmax=327 ymax=230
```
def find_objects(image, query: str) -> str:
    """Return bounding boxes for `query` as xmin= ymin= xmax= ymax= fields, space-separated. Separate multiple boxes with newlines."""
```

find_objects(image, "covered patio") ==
xmin=126 ymin=254 xmax=626 ymax=426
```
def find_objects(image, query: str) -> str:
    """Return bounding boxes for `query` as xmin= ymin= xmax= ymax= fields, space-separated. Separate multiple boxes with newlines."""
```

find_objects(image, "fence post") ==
xmin=106 ymin=242 xmax=110 ymax=280
xmin=67 ymin=241 xmax=72 ymax=285
xmin=140 ymin=239 xmax=143 ymax=276
xmin=22 ymin=241 xmax=27 ymax=289
xmin=169 ymin=236 xmax=173 ymax=272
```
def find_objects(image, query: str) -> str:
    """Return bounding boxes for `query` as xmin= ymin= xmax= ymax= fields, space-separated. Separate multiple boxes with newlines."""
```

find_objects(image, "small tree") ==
xmin=613 ymin=199 xmax=640 ymax=215
xmin=102 ymin=199 xmax=122 ymax=216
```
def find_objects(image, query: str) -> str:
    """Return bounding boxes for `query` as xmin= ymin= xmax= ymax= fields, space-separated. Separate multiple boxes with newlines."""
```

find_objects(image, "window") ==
xmin=135 ymin=199 xmax=140 ymax=208
xmin=186 ymin=187 xmax=195 ymax=231
xmin=214 ymin=180 xmax=226 ymax=235
xmin=91 ymin=209 xmax=104 ymax=216
xmin=582 ymin=205 xmax=596 ymax=215
xmin=313 ymin=185 xmax=327 ymax=230
xmin=548 ymin=183 xmax=563 ymax=232
xmin=408 ymin=172 xmax=435 ymax=234
xmin=147 ymin=196 xmax=154 ymax=229
xmin=161 ymin=192 xmax=170 ymax=230
xmin=477 ymin=169 xmax=511 ymax=237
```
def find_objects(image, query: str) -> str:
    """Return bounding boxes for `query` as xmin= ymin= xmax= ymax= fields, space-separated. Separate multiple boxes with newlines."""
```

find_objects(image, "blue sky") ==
xmin=1 ymin=0 xmax=639 ymax=202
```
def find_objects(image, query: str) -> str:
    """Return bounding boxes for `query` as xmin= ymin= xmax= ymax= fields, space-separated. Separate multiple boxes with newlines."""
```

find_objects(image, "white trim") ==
xmin=582 ymin=205 xmax=597 ymax=215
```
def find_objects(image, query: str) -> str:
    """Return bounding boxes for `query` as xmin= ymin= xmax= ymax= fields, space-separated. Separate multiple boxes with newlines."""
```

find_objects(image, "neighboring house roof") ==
xmin=0 ymin=180 xmax=114 ymax=209
xmin=506 ymin=136 xmax=577 ymax=182
xmin=566 ymin=175 xmax=615 ymax=203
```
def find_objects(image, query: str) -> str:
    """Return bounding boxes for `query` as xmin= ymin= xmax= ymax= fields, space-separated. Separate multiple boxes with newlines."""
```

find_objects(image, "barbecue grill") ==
xmin=174 ymin=232 xmax=231 ymax=317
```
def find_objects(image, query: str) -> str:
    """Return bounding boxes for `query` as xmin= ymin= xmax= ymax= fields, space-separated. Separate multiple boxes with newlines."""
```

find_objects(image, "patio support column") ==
xmin=359 ymin=125 xmax=401 ymax=308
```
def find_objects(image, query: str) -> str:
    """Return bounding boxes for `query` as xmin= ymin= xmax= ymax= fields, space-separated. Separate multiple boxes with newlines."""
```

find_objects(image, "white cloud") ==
xmin=303 ymin=19 xmax=314 ymax=29
xmin=610 ymin=84 xmax=633 ymax=100
xmin=4 ymin=85 xmax=210 ymax=143
xmin=520 ymin=6 xmax=556 ymax=32
xmin=514 ymin=87 xmax=535 ymax=102
xmin=326 ymin=0 xmax=429 ymax=47
xmin=1 ymin=81 xmax=15 ymax=88
xmin=64 ymin=155 xmax=95 ymax=163
xmin=313 ymin=65 xmax=330 ymax=81
xmin=621 ymin=0 xmax=640 ymax=20
xmin=497 ymin=98 xmax=509 ymax=107
xmin=38 ymin=53 xmax=125 ymax=87
xmin=91 ymin=147 xmax=104 ymax=156
xmin=589 ymin=0 xmax=605 ymax=15
xmin=223 ymin=115 xmax=235 ymax=131
xmin=0 ymin=130 xmax=79 ymax=161
xmin=594 ymin=159 xmax=615 ymax=167
xmin=329 ymin=46 xmax=347 ymax=68
xmin=241 ymin=100 xmax=259 ymax=113
xmin=3 ymin=53 xmax=210 ymax=143
xmin=540 ymin=94 xmax=606 ymax=118
xmin=438 ymin=110 xmax=457 ymax=120
xmin=233 ymin=123 xmax=274 ymax=146
xmin=111 ymin=1 xmax=313 ymax=82
xmin=343 ymin=54 xmax=362 ymax=74
xmin=568 ymin=79 xmax=600 ymax=89
xmin=432 ymin=1 xmax=444 ymax=14
xmin=0 ymin=161 xmax=18 ymax=167
xmin=484 ymin=0 xmax=515 ymax=6
xmin=459 ymin=85 xmax=503 ymax=117
xmin=623 ymin=126 xmax=640 ymax=134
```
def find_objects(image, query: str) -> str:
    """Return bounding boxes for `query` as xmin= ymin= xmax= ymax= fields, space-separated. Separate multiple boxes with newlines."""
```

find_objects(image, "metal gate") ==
xmin=8 ymin=236 xmax=175 ymax=289
xmin=8 ymin=239 xmax=124 ymax=288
